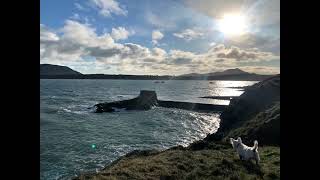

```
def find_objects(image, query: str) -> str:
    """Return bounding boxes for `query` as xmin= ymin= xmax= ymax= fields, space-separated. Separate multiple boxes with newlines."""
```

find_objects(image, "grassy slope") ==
xmin=76 ymin=142 xmax=279 ymax=180
xmin=224 ymin=102 xmax=280 ymax=146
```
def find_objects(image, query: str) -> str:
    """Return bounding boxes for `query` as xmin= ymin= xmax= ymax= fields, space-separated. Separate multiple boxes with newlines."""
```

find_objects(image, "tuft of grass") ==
xmin=75 ymin=145 xmax=279 ymax=180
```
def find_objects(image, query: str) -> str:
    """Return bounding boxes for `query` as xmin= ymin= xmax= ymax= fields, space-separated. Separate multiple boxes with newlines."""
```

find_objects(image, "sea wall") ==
xmin=94 ymin=90 xmax=228 ymax=113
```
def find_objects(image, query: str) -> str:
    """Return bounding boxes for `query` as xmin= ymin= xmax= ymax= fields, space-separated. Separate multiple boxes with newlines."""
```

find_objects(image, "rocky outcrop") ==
xmin=218 ymin=75 xmax=280 ymax=134
xmin=95 ymin=90 xmax=158 ymax=113
xmin=224 ymin=101 xmax=280 ymax=145
xmin=201 ymin=75 xmax=280 ymax=146
xmin=94 ymin=90 xmax=228 ymax=113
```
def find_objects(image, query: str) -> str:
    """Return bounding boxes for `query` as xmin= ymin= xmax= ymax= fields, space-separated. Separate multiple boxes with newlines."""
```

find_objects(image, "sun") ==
xmin=218 ymin=13 xmax=248 ymax=36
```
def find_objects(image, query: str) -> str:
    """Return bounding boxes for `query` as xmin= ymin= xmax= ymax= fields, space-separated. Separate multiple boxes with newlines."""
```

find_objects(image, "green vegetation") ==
xmin=224 ymin=102 xmax=280 ymax=146
xmin=76 ymin=143 xmax=279 ymax=180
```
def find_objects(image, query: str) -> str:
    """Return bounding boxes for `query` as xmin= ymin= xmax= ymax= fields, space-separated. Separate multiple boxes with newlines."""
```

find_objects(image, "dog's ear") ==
xmin=237 ymin=137 xmax=242 ymax=143
xmin=230 ymin=138 xmax=234 ymax=147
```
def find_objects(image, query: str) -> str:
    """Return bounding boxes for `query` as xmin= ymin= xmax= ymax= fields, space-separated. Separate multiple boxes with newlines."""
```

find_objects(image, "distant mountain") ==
xmin=177 ymin=68 xmax=274 ymax=81
xmin=40 ymin=64 xmax=82 ymax=76
xmin=40 ymin=64 xmax=274 ymax=81
xmin=181 ymin=68 xmax=250 ymax=77
xmin=208 ymin=68 xmax=250 ymax=76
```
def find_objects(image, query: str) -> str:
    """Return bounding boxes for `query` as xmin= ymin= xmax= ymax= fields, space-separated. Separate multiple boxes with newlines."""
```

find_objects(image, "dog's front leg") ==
xmin=239 ymin=155 xmax=243 ymax=160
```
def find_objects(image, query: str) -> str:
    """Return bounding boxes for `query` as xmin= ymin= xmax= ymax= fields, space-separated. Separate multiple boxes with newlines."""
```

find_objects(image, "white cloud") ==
xmin=145 ymin=11 xmax=176 ymax=29
xmin=40 ymin=24 xmax=59 ymax=42
xmin=41 ymin=21 xmax=279 ymax=75
xmin=152 ymin=30 xmax=164 ymax=45
xmin=74 ymin=3 xmax=85 ymax=11
xmin=152 ymin=47 xmax=167 ymax=57
xmin=61 ymin=20 xmax=118 ymax=48
xmin=173 ymin=29 xmax=204 ymax=41
xmin=111 ymin=27 xmax=133 ymax=41
xmin=90 ymin=0 xmax=127 ymax=17
xmin=70 ymin=13 xmax=81 ymax=20
xmin=209 ymin=42 xmax=216 ymax=46
xmin=223 ymin=33 xmax=280 ymax=55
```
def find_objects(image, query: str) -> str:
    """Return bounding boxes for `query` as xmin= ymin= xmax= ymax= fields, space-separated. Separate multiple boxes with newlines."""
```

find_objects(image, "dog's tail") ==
xmin=253 ymin=140 xmax=258 ymax=151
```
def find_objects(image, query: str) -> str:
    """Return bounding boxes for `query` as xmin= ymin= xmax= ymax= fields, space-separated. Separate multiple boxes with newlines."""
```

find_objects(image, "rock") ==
xmin=94 ymin=90 xmax=158 ymax=113
xmin=123 ymin=149 xmax=160 ymax=158
xmin=218 ymin=75 xmax=280 ymax=134
xmin=224 ymin=101 xmax=280 ymax=146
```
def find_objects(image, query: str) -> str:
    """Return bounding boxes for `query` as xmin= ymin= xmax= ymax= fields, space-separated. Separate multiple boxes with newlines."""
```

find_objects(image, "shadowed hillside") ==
xmin=40 ymin=64 xmax=82 ymax=76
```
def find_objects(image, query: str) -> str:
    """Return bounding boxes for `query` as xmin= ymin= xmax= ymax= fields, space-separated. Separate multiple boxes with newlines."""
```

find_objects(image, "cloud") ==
xmin=184 ymin=0 xmax=246 ymax=18
xmin=41 ymin=21 xmax=279 ymax=75
xmin=74 ymin=3 xmax=86 ymax=11
xmin=61 ymin=20 xmax=118 ymax=48
xmin=152 ymin=47 xmax=167 ymax=57
xmin=145 ymin=11 xmax=176 ymax=29
xmin=89 ymin=0 xmax=127 ymax=17
xmin=70 ymin=13 xmax=81 ymax=20
xmin=173 ymin=29 xmax=204 ymax=41
xmin=208 ymin=44 xmax=277 ymax=62
xmin=209 ymin=42 xmax=217 ymax=47
xmin=224 ymin=33 xmax=280 ymax=55
xmin=169 ymin=50 xmax=195 ymax=63
xmin=111 ymin=27 xmax=133 ymax=41
xmin=183 ymin=0 xmax=280 ymax=26
xmin=40 ymin=20 xmax=119 ymax=64
xmin=152 ymin=30 xmax=164 ymax=45
xmin=40 ymin=24 xmax=59 ymax=43
xmin=216 ymin=47 xmax=258 ymax=60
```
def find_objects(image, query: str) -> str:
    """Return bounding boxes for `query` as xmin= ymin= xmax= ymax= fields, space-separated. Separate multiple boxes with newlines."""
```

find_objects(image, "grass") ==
xmin=75 ymin=143 xmax=280 ymax=180
xmin=224 ymin=102 xmax=280 ymax=146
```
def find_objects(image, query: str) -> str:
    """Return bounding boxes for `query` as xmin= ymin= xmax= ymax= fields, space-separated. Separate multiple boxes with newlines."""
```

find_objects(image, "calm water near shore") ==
xmin=40 ymin=79 xmax=257 ymax=180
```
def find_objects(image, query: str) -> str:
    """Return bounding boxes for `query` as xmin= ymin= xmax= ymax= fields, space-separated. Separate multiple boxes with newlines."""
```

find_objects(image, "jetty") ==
xmin=94 ymin=90 xmax=228 ymax=113
xmin=199 ymin=96 xmax=238 ymax=100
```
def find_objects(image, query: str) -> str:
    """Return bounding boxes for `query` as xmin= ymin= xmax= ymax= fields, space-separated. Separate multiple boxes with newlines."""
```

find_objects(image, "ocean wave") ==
xmin=59 ymin=105 xmax=91 ymax=115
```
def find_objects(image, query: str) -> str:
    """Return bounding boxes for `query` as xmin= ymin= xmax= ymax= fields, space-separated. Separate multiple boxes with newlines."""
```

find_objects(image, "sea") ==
xmin=40 ymin=79 xmax=257 ymax=180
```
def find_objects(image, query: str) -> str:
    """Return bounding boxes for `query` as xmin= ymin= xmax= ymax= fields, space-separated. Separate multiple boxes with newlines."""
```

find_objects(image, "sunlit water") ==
xmin=40 ymin=79 xmax=257 ymax=180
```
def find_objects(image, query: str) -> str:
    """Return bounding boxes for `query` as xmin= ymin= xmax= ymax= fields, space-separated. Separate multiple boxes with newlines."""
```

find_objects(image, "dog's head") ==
xmin=230 ymin=137 xmax=242 ymax=149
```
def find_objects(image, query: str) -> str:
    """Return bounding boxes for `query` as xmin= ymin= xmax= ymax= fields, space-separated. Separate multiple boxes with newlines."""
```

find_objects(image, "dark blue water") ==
xmin=40 ymin=79 xmax=257 ymax=180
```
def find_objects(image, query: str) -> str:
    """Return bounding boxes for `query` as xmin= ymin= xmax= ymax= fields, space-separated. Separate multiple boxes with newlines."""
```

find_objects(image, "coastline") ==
xmin=72 ymin=75 xmax=280 ymax=180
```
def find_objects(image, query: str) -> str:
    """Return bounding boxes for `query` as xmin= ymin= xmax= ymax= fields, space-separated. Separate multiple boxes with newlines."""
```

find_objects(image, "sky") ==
xmin=40 ymin=0 xmax=280 ymax=75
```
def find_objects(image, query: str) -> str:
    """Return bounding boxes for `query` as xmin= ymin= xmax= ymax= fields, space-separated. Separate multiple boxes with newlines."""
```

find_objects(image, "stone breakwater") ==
xmin=94 ymin=90 xmax=227 ymax=113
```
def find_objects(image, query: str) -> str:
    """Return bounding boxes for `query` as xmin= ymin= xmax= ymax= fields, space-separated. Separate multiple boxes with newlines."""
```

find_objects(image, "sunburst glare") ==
xmin=218 ymin=13 xmax=248 ymax=36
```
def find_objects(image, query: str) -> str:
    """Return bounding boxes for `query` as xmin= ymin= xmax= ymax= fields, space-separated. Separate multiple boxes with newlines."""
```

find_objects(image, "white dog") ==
xmin=230 ymin=137 xmax=260 ymax=165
